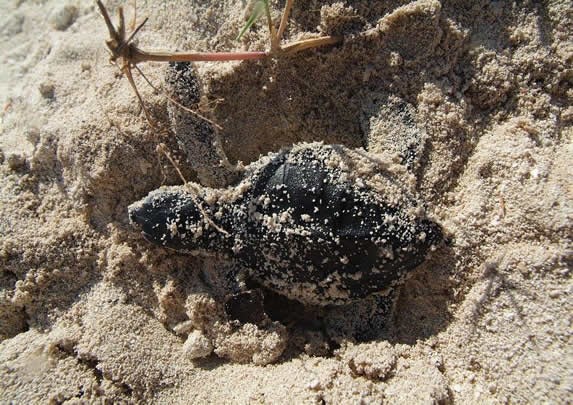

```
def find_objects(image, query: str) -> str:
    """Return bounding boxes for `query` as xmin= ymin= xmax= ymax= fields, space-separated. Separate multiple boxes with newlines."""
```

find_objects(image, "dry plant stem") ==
xmin=97 ymin=0 xmax=340 ymax=66
xmin=130 ymin=0 xmax=136 ymax=31
xmin=96 ymin=0 xmax=341 ymax=124
xmin=280 ymin=36 xmax=342 ymax=54
xmin=132 ymin=50 xmax=267 ymax=64
xmin=156 ymin=143 xmax=187 ymax=183
xmin=277 ymin=0 xmax=294 ymax=43
xmin=97 ymin=0 xmax=267 ymax=65
xmin=122 ymin=63 xmax=154 ymax=124
xmin=133 ymin=64 xmax=223 ymax=131
xmin=265 ymin=3 xmax=280 ymax=52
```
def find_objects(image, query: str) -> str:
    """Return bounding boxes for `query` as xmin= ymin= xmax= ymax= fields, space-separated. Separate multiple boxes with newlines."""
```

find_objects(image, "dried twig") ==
xmin=96 ymin=0 xmax=342 ymax=123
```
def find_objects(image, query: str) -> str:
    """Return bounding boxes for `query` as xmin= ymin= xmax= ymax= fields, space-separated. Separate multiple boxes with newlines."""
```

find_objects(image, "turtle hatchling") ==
xmin=128 ymin=62 xmax=442 ymax=311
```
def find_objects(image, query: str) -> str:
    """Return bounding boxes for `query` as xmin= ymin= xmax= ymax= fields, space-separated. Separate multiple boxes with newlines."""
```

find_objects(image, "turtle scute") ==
xmin=128 ymin=143 xmax=442 ymax=306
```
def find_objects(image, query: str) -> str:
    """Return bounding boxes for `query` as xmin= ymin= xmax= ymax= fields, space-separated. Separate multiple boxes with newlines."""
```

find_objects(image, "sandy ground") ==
xmin=0 ymin=0 xmax=572 ymax=403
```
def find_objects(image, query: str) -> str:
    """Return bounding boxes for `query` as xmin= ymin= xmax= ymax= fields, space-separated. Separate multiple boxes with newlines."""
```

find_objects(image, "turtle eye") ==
xmin=128 ymin=200 xmax=149 ymax=228
xmin=128 ymin=205 xmax=141 ymax=225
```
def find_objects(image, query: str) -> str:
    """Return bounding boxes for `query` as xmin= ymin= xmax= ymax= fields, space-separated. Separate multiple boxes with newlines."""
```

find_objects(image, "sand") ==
xmin=0 ymin=0 xmax=571 ymax=403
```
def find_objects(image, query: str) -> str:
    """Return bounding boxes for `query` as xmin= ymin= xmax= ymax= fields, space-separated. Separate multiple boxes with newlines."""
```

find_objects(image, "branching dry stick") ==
xmin=97 ymin=0 xmax=268 ymax=125
xmin=96 ymin=0 xmax=342 ymax=124
xmin=97 ymin=0 xmax=341 ymax=63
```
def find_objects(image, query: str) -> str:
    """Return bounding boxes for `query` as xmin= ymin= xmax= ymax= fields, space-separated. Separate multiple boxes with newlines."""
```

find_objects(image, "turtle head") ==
xmin=128 ymin=186 xmax=231 ymax=254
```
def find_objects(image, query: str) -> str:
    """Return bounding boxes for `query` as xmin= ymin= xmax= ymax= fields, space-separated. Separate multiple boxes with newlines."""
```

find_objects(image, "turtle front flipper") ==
xmin=166 ymin=62 xmax=239 ymax=187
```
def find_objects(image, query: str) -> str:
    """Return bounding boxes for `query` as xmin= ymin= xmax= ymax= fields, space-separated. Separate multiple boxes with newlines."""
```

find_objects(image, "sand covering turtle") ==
xmin=128 ymin=62 xmax=443 ymax=363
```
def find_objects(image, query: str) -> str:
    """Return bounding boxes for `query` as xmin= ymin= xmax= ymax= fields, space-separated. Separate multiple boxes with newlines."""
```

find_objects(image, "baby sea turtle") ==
xmin=128 ymin=62 xmax=442 ymax=310
xmin=129 ymin=142 xmax=442 ymax=306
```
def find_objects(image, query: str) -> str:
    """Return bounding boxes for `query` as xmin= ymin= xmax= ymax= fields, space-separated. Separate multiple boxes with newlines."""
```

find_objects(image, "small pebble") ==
xmin=307 ymin=379 xmax=322 ymax=391
xmin=49 ymin=5 xmax=78 ymax=31
xmin=557 ymin=267 xmax=569 ymax=277
xmin=39 ymin=82 xmax=55 ymax=99
xmin=7 ymin=153 xmax=26 ymax=171
xmin=517 ymin=262 xmax=530 ymax=277
xmin=182 ymin=330 xmax=213 ymax=359
xmin=561 ymin=106 xmax=573 ymax=124
xmin=504 ymin=312 xmax=515 ymax=321
xmin=548 ymin=375 xmax=560 ymax=384
xmin=548 ymin=289 xmax=560 ymax=299
xmin=430 ymin=353 xmax=444 ymax=371
xmin=25 ymin=128 xmax=40 ymax=146
xmin=172 ymin=320 xmax=194 ymax=336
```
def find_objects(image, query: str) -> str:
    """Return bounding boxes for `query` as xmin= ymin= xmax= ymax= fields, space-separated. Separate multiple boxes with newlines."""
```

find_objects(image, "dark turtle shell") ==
xmin=129 ymin=143 xmax=442 ymax=306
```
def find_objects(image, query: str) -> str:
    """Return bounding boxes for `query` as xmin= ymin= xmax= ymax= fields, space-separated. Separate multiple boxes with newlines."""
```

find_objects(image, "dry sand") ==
xmin=1 ymin=0 xmax=572 ymax=403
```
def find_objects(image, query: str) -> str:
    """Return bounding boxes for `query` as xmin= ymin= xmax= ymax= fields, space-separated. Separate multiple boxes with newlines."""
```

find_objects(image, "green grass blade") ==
xmin=236 ymin=0 xmax=268 ymax=41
